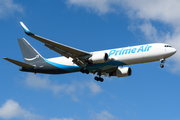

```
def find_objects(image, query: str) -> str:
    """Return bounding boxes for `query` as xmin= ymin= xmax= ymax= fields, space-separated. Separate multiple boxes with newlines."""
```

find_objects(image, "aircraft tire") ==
xmin=80 ymin=69 xmax=85 ymax=73
xmin=94 ymin=76 xmax=98 ymax=81
xmin=100 ymin=78 xmax=104 ymax=82
xmin=85 ymin=70 xmax=89 ymax=74
xmin=160 ymin=64 xmax=164 ymax=68
xmin=94 ymin=76 xmax=104 ymax=82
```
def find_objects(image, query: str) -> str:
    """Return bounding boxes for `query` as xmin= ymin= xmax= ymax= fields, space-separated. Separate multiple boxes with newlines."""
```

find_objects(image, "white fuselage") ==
xmin=46 ymin=43 xmax=176 ymax=72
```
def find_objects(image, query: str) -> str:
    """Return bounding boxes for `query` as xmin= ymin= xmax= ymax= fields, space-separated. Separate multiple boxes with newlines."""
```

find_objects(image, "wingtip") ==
xmin=3 ymin=57 xmax=11 ymax=61
xmin=3 ymin=57 xmax=12 ymax=60
xmin=20 ymin=22 xmax=34 ymax=36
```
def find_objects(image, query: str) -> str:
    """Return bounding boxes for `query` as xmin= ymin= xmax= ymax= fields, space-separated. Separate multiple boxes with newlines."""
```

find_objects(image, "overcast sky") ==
xmin=0 ymin=0 xmax=180 ymax=120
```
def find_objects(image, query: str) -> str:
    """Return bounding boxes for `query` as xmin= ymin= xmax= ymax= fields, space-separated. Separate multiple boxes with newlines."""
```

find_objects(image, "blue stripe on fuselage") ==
xmin=44 ymin=59 xmax=80 ymax=72
xmin=45 ymin=59 xmax=127 ymax=72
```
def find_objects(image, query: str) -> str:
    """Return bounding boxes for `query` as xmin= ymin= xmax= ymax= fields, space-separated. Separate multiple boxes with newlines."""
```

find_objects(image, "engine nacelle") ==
xmin=110 ymin=67 xmax=132 ymax=77
xmin=88 ymin=53 xmax=108 ymax=64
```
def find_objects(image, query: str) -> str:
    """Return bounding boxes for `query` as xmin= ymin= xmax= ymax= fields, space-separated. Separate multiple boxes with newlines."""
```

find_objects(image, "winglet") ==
xmin=20 ymin=22 xmax=34 ymax=35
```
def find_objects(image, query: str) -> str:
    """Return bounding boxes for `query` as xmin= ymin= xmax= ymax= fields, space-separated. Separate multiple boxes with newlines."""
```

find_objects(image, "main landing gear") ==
xmin=80 ymin=68 xmax=89 ymax=74
xmin=160 ymin=58 xmax=165 ymax=68
xmin=80 ymin=68 xmax=104 ymax=82
xmin=94 ymin=71 xmax=104 ymax=82
xmin=94 ymin=76 xmax=104 ymax=82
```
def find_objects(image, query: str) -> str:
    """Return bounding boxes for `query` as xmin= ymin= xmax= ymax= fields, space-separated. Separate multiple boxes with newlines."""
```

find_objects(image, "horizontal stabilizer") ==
xmin=3 ymin=57 xmax=34 ymax=68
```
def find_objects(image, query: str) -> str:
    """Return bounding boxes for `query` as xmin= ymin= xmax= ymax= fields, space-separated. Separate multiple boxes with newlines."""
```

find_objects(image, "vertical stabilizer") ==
xmin=18 ymin=38 xmax=44 ymax=65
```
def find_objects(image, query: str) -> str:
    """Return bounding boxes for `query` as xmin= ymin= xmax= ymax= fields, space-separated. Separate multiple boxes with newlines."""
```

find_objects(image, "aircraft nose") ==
xmin=165 ymin=47 xmax=176 ymax=58
xmin=169 ymin=47 xmax=177 ymax=55
xmin=172 ymin=47 xmax=177 ymax=54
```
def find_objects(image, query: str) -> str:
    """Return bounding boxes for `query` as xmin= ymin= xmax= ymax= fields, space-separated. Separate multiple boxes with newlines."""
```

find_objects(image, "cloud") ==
xmin=121 ymin=0 xmax=180 ymax=25
xmin=86 ymin=80 xmax=102 ymax=95
xmin=0 ymin=99 xmax=74 ymax=120
xmin=121 ymin=0 xmax=180 ymax=72
xmin=65 ymin=0 xmax=180 ymax=72
xmin=65 ymin=0 xmax=180 ymax=26
xmin=0 ymin=99 xmax=43 ymax=120
xmin=0 ymin=0 xmax=23 ymax=19
xmin=50 ymin=118 xmax=73 ymax=120
xmin=90 ymin=111 xmax=117 ymax=120
xmin=65 ymin=0 xmax=121 ymax=15
xmin=24 ymin=74 xmax=102 ymax=101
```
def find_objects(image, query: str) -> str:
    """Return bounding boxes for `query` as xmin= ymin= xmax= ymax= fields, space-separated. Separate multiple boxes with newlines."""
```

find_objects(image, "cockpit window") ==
xmin=164 ymin=45 xmax=172 ymax=47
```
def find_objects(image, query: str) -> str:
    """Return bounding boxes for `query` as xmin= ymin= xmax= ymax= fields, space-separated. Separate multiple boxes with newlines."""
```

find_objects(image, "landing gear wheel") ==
xmin=94 ymin=76 xmax=104 ymax=82
xmin=80 ymin=68 xmax=89 ymax=74
xmin=85 ymin=70 xmax=89 ymax=74
xmin=160 ymin=58 xmax=165 ymax=68
xmin=94 ymin=76 xmax=98 ymax=81
xmin=80 ymin=69 xmax=85 ymax=73
xmin=160 ymin=64 xmax=164 ymax=68
xmin=99 ymin=78 xmax=104 ymax=82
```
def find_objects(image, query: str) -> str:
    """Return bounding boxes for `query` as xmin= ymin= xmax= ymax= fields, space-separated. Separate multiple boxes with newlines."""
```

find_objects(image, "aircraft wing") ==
xmin=20 ymin=22 xmax=91 ymax=67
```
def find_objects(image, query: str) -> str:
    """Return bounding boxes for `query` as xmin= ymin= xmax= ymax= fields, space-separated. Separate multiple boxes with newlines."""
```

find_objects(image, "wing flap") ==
xmin=45 ymin=43 xmax=72 ymax=58
xmin=3 ymin=57 xmax=34 ymax=68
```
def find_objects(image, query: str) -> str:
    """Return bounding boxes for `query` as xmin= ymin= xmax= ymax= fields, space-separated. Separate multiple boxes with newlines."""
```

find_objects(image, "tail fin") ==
xmin=18 ymin=38 xmax=44 ymax=65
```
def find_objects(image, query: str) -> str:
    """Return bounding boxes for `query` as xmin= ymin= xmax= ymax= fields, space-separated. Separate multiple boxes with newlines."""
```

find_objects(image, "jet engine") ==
xmin=110 ymin=67 xmax=132 ymax=77
xmin=88 ymin=53 xmax=108 ymax=64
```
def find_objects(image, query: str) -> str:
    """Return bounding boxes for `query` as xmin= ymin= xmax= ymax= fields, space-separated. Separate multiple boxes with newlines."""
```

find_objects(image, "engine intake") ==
xmin=89 ymin=53 xmax=108 ymax=64
xmin=110 ymin=67 xmax=132 ymax=77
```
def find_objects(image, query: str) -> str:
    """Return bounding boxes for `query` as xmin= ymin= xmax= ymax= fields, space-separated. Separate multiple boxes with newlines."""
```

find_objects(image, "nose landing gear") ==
xmin=160 ymin=64 xmax=164 ymax=68
xmin=160 ymin=58 xmax=165 ymax=68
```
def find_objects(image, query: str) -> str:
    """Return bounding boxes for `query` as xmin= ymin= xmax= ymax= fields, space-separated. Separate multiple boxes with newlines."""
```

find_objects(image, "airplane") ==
xmin=3 ymin=22 xmax=177 ymax=82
